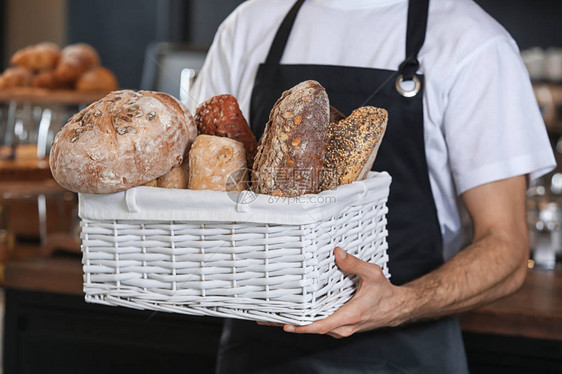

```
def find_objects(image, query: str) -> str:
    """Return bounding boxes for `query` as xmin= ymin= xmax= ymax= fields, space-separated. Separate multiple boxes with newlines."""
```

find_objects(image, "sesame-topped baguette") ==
xmin=252 ymin=80 xmax=330 ymax=197
xmin=195 ymin=94 xmax=258 ymax=168
xmin=50 ymin=90 xmax=195 ymax=194
xmin=320 ymin=106 xmax=388 ymax=191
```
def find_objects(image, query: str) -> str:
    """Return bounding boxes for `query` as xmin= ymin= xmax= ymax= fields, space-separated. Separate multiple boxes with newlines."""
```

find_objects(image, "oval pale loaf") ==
xmin=50 ymin=89 xmax=194 ymax=193
xmin=188 ymin=135 xmax=248 ymax=192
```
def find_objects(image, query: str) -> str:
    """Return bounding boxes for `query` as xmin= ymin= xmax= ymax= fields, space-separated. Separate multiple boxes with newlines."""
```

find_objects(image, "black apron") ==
xmin=216 ymin=1 xmax=468 ymax=373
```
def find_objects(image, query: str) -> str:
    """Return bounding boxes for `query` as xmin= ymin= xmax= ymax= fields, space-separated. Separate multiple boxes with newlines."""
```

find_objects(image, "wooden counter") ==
xmin=5 ymin=253 xmax=562 ymax=341
xmin=459 ymin=267 xmax=562 ymax=341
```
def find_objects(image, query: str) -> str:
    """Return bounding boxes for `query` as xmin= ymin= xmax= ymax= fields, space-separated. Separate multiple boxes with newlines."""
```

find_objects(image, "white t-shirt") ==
xmin=189 ymin=0 xmax=556 ymax=259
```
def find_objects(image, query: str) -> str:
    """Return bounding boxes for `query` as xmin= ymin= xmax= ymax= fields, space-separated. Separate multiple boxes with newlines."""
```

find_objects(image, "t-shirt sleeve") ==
xmin=443 ymin=37 xmax=556 ymax=195
xmin=187 ymin=17 xmax=237 ymax=112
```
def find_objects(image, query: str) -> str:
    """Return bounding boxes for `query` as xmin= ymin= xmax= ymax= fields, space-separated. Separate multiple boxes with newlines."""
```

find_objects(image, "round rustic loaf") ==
xmin=50 ymin=89 xmax=194 ymax=193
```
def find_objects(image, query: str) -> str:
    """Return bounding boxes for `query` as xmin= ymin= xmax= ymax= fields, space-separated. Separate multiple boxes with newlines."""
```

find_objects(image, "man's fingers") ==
xmin=284 ymin=300 xmax=361 ymax=335
xmin=334 ymin=247 xmax=384 ymax=283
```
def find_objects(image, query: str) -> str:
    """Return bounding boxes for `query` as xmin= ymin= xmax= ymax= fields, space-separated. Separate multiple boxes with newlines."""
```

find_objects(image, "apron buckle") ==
xmin=395 ymin=74 xmax=421 ymax=98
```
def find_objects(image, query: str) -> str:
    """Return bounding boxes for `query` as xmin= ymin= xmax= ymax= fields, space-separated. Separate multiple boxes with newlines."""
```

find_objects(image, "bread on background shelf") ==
xmin=1 ymin=42 xmax=118 ymax=92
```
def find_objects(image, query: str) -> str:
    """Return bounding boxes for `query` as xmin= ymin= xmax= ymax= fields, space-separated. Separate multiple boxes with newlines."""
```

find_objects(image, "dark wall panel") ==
xmin=187 ymin=0 xmax=245 ymax=46
xmin=476 ymin=0 xmax=562 ymax=49
xmin=67 ymin=0 xmax=160 ymax=90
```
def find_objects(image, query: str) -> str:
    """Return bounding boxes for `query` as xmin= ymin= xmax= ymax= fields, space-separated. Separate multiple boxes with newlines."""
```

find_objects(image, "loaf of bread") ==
xmin=320 ymin=106 xmax=388 ymax=191
xmin=31 ymin=69 xmax=68 ymax=89
xmin=76 ymin=67 xmax=118 ymax=92
xmin=10 ymin=42 xmax=60 ymax=71
xmin=0 ymin=67 xmax=33 ymax=88
xmin=157 ymin=160 xmax=190 ymax=189
xmin=188 ymin=135 xmax=248 ymax=192
xmin=251 ymin=80 xmax=330 ymax=197
xmin=54 ymin=43 xmax=100 ymax=84
xmin=50 ymin=90 xmax=195 ymax=194
xmin=195 ymin=94 xmax=257 ymax=167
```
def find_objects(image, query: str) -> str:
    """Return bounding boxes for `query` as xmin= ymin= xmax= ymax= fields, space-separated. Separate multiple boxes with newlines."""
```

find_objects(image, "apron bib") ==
xmin=217 ymin=1 xmax=468 ymax=372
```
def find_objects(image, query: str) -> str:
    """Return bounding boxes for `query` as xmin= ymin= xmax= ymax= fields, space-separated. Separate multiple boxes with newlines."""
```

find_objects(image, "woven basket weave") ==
xmin=80 ymin=172 xmax=391 ymax=325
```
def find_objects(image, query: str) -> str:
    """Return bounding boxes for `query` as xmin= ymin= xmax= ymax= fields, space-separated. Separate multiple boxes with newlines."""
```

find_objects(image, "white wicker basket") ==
xmin=79 ymin=171 xmax=391 ymax=325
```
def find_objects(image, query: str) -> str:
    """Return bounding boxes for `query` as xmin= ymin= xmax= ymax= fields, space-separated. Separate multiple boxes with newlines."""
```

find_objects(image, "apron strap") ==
xmin=398 ymin=0 xmax=430 ymax=81
xmin=265 ymin=0 xmax=306 ymax=64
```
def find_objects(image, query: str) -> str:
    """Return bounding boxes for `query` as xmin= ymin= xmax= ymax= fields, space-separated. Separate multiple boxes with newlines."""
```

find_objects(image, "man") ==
xmin=189 ymin=0 xmax=556 ymax=372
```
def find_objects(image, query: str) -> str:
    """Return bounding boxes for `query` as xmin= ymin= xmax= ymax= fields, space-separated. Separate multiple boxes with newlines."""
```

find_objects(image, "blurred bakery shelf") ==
xmin=0 ymin=87 xmax=108 ymax=106
xmin=0 ymin=88 xmax=105 ymax=274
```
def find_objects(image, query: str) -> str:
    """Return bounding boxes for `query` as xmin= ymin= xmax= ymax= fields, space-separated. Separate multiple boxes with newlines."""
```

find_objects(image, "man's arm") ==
xmin=283 ymin=175 xmax=529 ymax=338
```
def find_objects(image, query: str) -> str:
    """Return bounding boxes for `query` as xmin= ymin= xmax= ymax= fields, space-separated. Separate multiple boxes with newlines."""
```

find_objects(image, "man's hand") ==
xmin=258 ymin=175 xmax=528 ymax=338
xmin=282 ymin=247 xmax=411 ymax=338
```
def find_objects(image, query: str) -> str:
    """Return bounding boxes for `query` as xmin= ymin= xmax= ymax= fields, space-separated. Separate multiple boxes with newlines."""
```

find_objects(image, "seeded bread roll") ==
xmin=50 ymin=90 xmax=194 ymax=194
xmin=195 ymin=94 xmax=257 ymax=167
xmin=54 ymin=43 xmax=100 ymax=85
xmin=320 ymin=106 xmax=388 ymax=191
xmin=76 ymin=67 xmax=118 ymax=92
xmin=0 ymin=67 xmax=33 ymax=88
xmin=10 ymin=42 xmax=61 ymax=71
xmin=251 ymin=80 xmax=330 ymax=197
xmin=188 ymin=135 xmax=248 ymax=192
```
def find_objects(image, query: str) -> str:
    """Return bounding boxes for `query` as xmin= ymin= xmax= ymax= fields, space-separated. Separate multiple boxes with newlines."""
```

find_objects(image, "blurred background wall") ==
xmin=0 ymin=0 xmax=561 ymax=90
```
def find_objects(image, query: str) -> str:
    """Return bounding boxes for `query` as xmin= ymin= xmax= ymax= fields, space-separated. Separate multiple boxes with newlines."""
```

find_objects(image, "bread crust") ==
xmin=320 ymin=106 xmax=388 ymax=191
xmin=10 ymin=42 xmax=60 ymax=71
xmin=195 ymin=94 xmax=257 ymax=167
xmin=0 ymin=67 xmax=33 ymax=88
xmin=54 ymin=43 xmax=100 ymax=84
xmin=251 ymin=80 xmax=329 ymax=197
xmin=188 ymin=135 xmax=248 ymax=192
xmin=50 ymin=90 xmax=193 ymax=193
xmin=76 ymin=67 xmax=118 ymax=92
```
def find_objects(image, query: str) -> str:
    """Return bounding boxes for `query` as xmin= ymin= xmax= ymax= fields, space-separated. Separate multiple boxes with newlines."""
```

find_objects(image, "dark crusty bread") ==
xmin=54 ymin=43 xmax=100 ymax=84
xmin=194 ymin=94 xmax=257 ymax=167
xmin=10 ymin=42 xmax=60 ymax=71
xmin=188 ymin=135 xmax=248 ymax=192
xmin=320 ymin=106 xmax=388 ymax=191
xmin=50 ymin=90 xmax=195 ymax=194
xmin=76 ymin=67 xmax=118 ymax=92
xmin=251 ymin=80 xmax=330 ymax=197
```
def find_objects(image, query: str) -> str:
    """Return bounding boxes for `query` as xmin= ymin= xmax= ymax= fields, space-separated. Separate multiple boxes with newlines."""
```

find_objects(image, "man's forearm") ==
xmin=399 ymin=230 xmax=529 ymax=323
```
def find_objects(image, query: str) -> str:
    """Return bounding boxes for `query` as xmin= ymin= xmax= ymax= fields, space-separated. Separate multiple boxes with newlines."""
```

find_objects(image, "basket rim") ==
xmin=78 ymin=171 xmax=391 ymax=225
